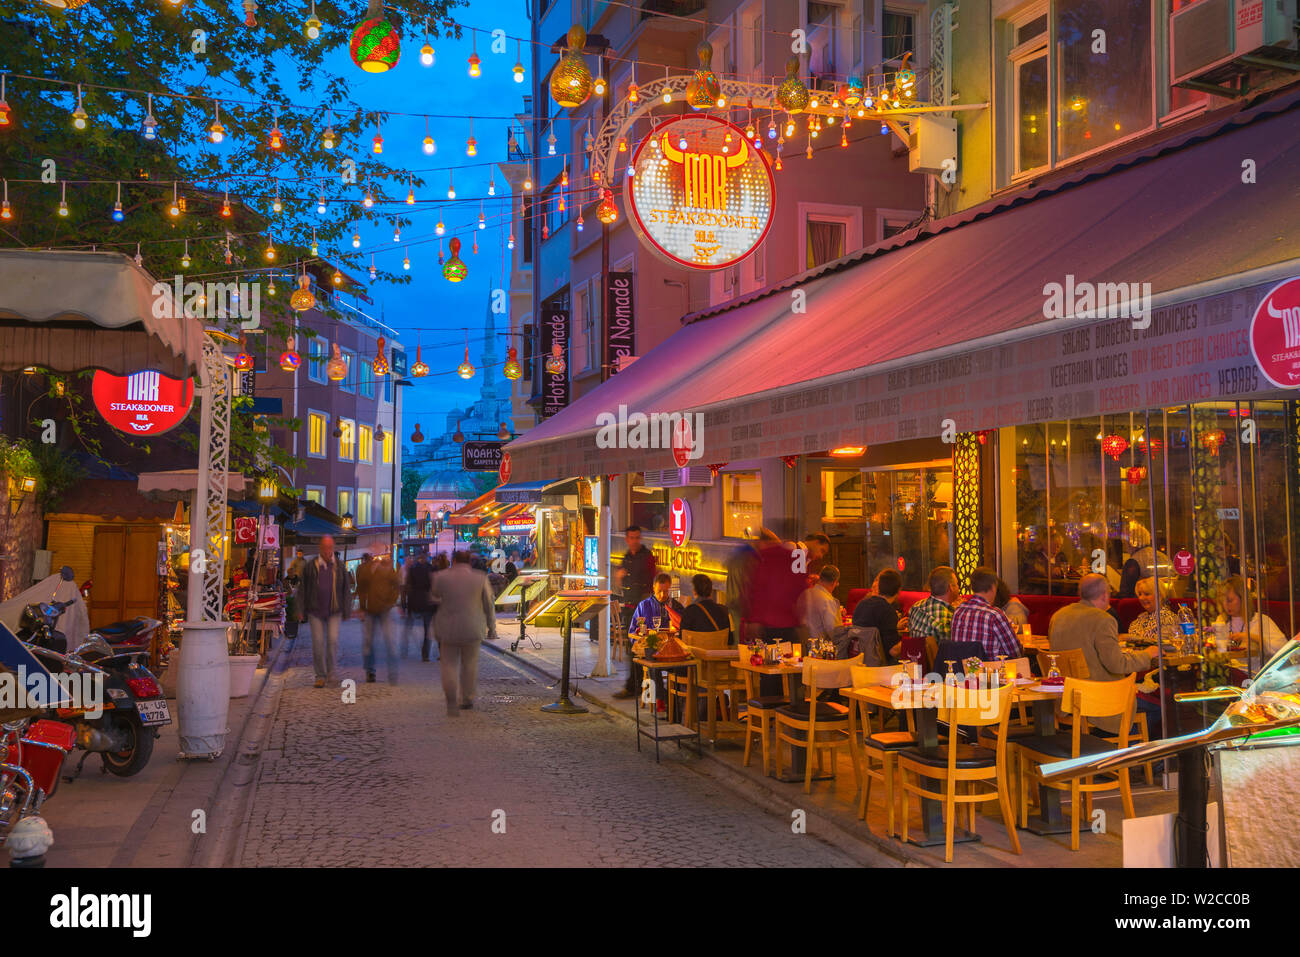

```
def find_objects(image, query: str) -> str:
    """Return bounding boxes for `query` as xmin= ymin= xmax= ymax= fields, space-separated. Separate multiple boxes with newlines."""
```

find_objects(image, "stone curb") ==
xmin=480 ymin=639 xmax=923 ymax=869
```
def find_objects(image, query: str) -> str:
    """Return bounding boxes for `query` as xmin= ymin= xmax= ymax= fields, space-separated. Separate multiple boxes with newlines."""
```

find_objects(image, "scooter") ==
xmin=18 ymin=600 xmax=170 ymax=778
xmin=0 ymin=716 xmax=75 ymax=866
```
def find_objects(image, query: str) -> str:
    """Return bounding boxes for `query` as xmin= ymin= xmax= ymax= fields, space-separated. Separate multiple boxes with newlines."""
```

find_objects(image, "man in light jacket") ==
xmin=431 ymin=550 xmax=497 ymax=716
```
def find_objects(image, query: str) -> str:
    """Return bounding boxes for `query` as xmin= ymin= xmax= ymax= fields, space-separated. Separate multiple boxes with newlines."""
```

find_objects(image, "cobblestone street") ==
xmin=238 ymin=621 xmax=867 ymax=867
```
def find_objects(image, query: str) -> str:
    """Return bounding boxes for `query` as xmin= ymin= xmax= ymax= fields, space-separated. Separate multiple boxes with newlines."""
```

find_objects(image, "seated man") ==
xmin=630 ymin=572 xmax=674 ymax=635
xmin=908 ymin=565 xmax=958 ymax=664
xmin=1048 ymin=573 xmax=1154 ymax=733
xmin=797 ymin=565 xmax=842 ymax=647
xmin=950 ymin=566 xmax=1023 ymax=661
xmin=852 ymin=567 xmax=903 ymax=657
xmin=677 ymin=574 xmax=731 ymax=641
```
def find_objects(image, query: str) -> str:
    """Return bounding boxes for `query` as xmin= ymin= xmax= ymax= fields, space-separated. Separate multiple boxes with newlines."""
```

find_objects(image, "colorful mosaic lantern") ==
xmin=1101 ymin=434 xmax=1129 ymax=461
xmin=685 ymin=41 xmax=721 ymax=111
xmin=373 ymin=336 xmax=390 ymax=376
xmin=350 ymin=0 xmax=401 ymax=74
xmin=502 ymin=347 xmax=523 ymax=380
xmin=549 ymin=24 xmax=592 ymax=108
xmin=443 ymin=237 xmax=467 ymax=282
xmin=776 ymin=57 xmax=809 ymax=114
xmin=279 ymin=336 xmax=301 ymax=372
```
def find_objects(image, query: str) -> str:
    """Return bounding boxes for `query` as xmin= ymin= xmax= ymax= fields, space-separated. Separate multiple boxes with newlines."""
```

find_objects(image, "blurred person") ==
xmin=431 ymin=551 xmax=497 ymax=716
xmin=403 ymin=552 xmax=436 ymax=662
xmin=798 ymin=532 xmax=831 ymax=586
xmin=299 ymin=535 xmax=351 ymax=688
xmin=749 ymin=529 xmax=807 ymax=643
xmin=724 ymin=535 xmax=760 ymax=641
xmin=356 ymin=552 xmax=402 ymax=683
xmin=951 ymin=567 xmax=1022 ymax=661
xmin=993 ymin=578 xmax=1031 ymax=633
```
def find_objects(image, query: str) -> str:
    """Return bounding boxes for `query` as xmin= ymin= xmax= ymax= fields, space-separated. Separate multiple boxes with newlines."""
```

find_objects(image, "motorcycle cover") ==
xmin=0 ymin=574 xmax=89 ymax=650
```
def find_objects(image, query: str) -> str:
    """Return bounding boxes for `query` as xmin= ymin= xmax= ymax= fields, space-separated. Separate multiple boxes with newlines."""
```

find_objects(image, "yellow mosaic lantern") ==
xmin=776 ymin=56 xmax=809 ymax=114
xmin=290 ymin=274 xmax=316 ymax=312
xmin=549 ymin=24 xmax=592 ymax=109
xmin=685 ymin=41 xmax=720 ymax=111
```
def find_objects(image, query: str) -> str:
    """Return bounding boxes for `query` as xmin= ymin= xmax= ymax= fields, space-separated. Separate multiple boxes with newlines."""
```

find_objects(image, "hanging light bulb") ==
xmin=466 ymin=126 xmax=477 ymax=157
xmin=438 ymin=239 xmax=444 ymax=265
xmin=557 ymin=195 xmax=566 ymax=213
xmin=406 ymin=178 xmax=415 ymax=205
xmin=617 ymin=136 xmax=627 ymax=152
xmin=422 ymin=116 xmax=435 ymax=154
xmin=512 ymin=39 xmax=525 ymax=83
xmin=594 ymin=65 xmax=606 ymax=96
xmin=576 ymin=211 xmax=584 ymax=232
xmin=181 ymin=240 xmax=191 ymax=268
xmin=393 ymin=224 xmax=400 ymax=242
xmin=547 ymin=129 xmax=557 ymax=155
xmin=303 ymin=0 xmax=322 ymax=39
xmin=678 ymin=132 xmax=688 ymax=150
xmin=332 ymin=269 xmax=343 ymax=285
xmin=368 ymin=255 xmax=376 ymax=280
xmin=267 ymin=108 xmax=285 ymax=151
xmin=503 ymin=347 xmax=523 ymax=380
xmin=403 ymin=247 xmax=410 ymax=270
xmin=133 ymin=243 xmax=142 ymax=267
xmin=523 ymin=175 xmax=533 ymax=191
xmin=223 ymin=188 xmax=233 ymax=217
xmin=597 ymin=188 xmax=618 ymax=224
xmin=1 ymin=180 xmax=12 ymax=222
xmin=410 ymin=345 xmax=429 ymax=377
xmin=447 ymin=170 xmax=455 ymax=200
xmin=322 ymin=115 xmax=336 ymax=150
xmin=372 ymin=128 xmax=383 ymax=154
xmin=775 ymin=155 xmax=783 ymax=172
xmin=310 ymin=228 xmax=319 ymax=256
xmin=352 ymin=232 xmax=361 ymax=248
xmin=111 ymin=181 xmax=125 ymax=222
xmin=317 ymin=184 xmax=327 ymax=215
xmin=265 ymin=236 xmax=276 ymax=261
xmin=471 ymin=235 xmax=478 ymax=255
xmin=169 ymin=182 xmax=181 ymax=217
xmin=584 ymin=123 xmax=594 ymax=153
xmin=468 ymin=31 xmax=481 ymax=77
xmin=767 ymin=116 xmax=777 ymax=139
xmin=209 ymin=102 xmax=225 ymax=143
xmin=272 ymin=185 xmax=282 ymax=213
xmin=0 ymin=76 xmax=11 ymax=128
xmin=436 ymin=211 xmax=445 ymax=235
xmin=142 ymin=94 xmax=158 ymax=140
xmin=71 ymin=84 xmax=88 ymax=130
xmin=478 ymin=202 xmax=486 ymax=229
xmin=507 ymin=231 xmax=515 ymax=250
xmin=420 ymin=19 xmax=434 ymax=65
xmin=841 ymin=127 xmax=848 ymax=147
xmin=561 ymin=165 xmax=569 ymax=187
xmin=488 ymin=173 xmax=496 ymax=196
xmin=628 ymin=82 xmax=639 ymax=103
xmin=663 ymin=88 xmax=672 ymax=104
xmin=456 ymin=334 xmax=475 ymax=378
xmin=363 ymin=185 xmax=374 ymax=208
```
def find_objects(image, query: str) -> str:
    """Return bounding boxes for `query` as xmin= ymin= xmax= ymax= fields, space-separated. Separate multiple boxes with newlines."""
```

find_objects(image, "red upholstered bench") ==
xmin=844 ymin=589 xmax=928 ymax=618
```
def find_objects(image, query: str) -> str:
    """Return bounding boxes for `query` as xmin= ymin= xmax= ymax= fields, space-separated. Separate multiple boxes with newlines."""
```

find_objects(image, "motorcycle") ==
xmin=18 ymin=600 xmax=171 ymax=778
xmin=0 ymin=716 xmax=75 ymax=866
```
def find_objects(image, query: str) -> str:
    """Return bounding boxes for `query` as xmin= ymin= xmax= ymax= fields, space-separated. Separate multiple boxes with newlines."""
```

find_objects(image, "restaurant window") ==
xmin=1005 ymin=0 xmax=1154 ymax=178
xmin=882 ymin=7 xmax=916 ymax=64
xmin=338 ymin=418 xmax=356 ymax=461
xmin=380 ymin=491 xmax=393 ymax=525
xmin=338 ymin=487 xmax=353 ymax=519
xmin=359 ymin=359 xmax=375 ymax=399
xmin=304 ymin=485 xmax=324 ymax=505
xmin=630 ymin=484 xmax=669 ymax=533
xmin=722 ymin=472 xmax=763 ymax=539
xmin=307 ymin=410 xmax=328 ymax=459
xmin=806 ymin=218 xmax=846 ymax=269
xmin=308 ymin=338 xmax=328 ymax=383
xmin=358 ymin=424 xmax=373 ymax=464
xmin=357 ymin=489 xmax=372 ymax=527
xmin=856 ymin=465 xmax=954 ymax=591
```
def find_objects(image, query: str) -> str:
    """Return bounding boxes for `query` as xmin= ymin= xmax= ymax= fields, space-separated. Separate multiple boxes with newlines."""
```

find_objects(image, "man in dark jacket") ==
xmin=403 ymin=553 xmax=437 ymax=662
xmin=298 ymin=535 xmax=351 ymax=687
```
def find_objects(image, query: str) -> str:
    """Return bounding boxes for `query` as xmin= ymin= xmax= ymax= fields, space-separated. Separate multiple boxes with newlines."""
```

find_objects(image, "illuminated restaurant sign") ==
xmin=91 ymin=370 xmax=195 ymax=436
xmin=1249 ymin=276 xmax=1300 ymax=388
xmin=627 ymin=116 xmax=774 ymax=270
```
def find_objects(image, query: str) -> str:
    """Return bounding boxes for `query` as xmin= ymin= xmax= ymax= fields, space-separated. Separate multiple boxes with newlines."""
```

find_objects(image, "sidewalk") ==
xmin=484 ymin=612 xmax=1180 ymax=868
xmin=34 ymin=631 xmax=291 ymax=868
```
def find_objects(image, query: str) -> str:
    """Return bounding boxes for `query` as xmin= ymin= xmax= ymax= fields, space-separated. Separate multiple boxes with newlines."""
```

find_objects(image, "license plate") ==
xmin=137 ymin=698 xmax=171 ymax=726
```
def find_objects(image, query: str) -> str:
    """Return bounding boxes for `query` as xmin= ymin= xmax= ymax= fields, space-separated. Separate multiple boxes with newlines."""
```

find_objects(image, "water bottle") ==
xmin=1177 ymin=605 xmax=1196 ymax=653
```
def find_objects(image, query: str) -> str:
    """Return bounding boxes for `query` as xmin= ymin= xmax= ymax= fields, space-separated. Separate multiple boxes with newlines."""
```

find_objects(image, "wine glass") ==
xmin=1046 ymin=653 xmax=1061 ymax=682
xmin=945 ymin=660 xmax=957 ymax=684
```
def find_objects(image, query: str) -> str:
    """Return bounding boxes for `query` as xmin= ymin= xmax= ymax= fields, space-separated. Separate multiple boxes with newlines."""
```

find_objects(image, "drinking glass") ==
xmin=1046 ymin=653 xmax=1061 ymax=681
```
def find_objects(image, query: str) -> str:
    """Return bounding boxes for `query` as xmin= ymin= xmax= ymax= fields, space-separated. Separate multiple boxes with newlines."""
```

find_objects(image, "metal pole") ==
xmin=389 ymin=380 xmax=399 ymax=562
xmin=1145 ymin=409 xmax=1169 ymax=786
xmin=1174 ymin=745 xmax=1209 ymax=868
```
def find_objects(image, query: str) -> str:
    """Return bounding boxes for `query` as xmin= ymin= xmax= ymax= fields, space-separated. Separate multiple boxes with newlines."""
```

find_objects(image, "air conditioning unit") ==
xmin=1171 ymin=0 xmax=1299 ymax=91
xmin=908 ymin=114 xmax=958 ymax=175
xmin=639 ymin=467 xmax=714 ymax=489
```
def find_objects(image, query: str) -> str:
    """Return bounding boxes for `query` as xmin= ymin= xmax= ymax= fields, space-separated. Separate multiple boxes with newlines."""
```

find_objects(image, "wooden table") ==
xmin=843 ymin=681 xmax=1063 ymax=846
xmin=633 ymin=656 xmax=701 ymax=763
xmin=733 ymin=658 xmax=832 ymax=783
xmin=688 ymin=648 xmax=744 ymax=745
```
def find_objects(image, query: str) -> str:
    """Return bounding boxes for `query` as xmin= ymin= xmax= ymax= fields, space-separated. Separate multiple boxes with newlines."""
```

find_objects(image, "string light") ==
xmin=181 ymin=240 xmax=191 ymax=268
xmin=423 ymin=116 xmax=435 ymax=154
xmin=71 ymin=84 xmax=88 ymax=130
xmin=272 ymin=185 xmax=282 ymax=213
xmin=316 ymin=181 xmax=326 ymax=214
xmin=265 ymin=235 xmax=276 ymax=260
xmin=169 ymin=181 xmax=180 ymax=217
xmin=420 ymin=19 xmax=434 ymax=65
xmin=267 ymin=107 xmax=284 ymax=151
xmin=111 ymin=181 xmax=124 ymax=222
xmin=468 ymin=32 xmax=481 ymax=77
xmin=372 ymin=119 xmax=383 ymax=154
xmin=1 ymin=180 xmax=11 ymax=221
xmin=303 ymin=0 xmax=322 ymax=40
xmin=321 ymin=112 xmax=336 ymax=150
xmin=142 ymin=94 xmax=157 ymax=140
xmin=403 ymin=246 xmax=410 ymax=270
xmin=0 ymin=76 xmax=10 ymax=128
xmin=406 ymin=176 xmax=415 ymax=204
xmin=352 ymin=231 xmax=361 ymax=248
xmin=310 ymin=228 xmax=318 ymax=255
xmin=369 ymin=254 xmax=376 ymax=280
xmin=447 ymin=170 xmax=455 ymax=200
xmin=513 ymin=39 xmax=525 ymax=82
xmin=547 ymin=129 xmax=556 ymax=155
xmin=507 ymin=231 xmax=515 ymax=250
xmin=209 ymin=102 xmax=225 ymax=143
xmin=478 ymin=202 xmax=486 ymax=229
xmin=523 ymin=175 xmax=533 ymax=191
xmin=363 ymin=184 xmax=374 ymax=208
xmin=436 ymin=210 xmax=445 ymax=235
xmin=663 ymin=68 xmax=672 ymax=103
xmin=488 ymin=172 xmax=496 ymax=196
xmin=393 ymin=223 xmax=401 ymax=242
xmin=466 ymin=119 xmax=476 ymax=157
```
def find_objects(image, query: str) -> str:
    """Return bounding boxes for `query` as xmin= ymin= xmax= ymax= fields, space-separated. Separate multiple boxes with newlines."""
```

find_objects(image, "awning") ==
xmin=138 ymin=470 xmax=248 ymax=497
xmin=506 ymin=88 xmax=1300 ymax=481
xmin=0 ymin=249 xmax=208 ymax=379
xmin=481 ymin=504 xmax=536 ymax=537
xmin=283 ymin=513 xmax=356 ymax=545
xmin=448 ymin=487 xmax=498 ymax=525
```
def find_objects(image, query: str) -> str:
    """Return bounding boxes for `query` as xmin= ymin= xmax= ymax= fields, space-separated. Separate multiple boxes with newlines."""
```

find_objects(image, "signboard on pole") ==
xmin=462 ymin=440 xmax=504 ymax=472
xmin=605 ymin=271 xmax=634 ymax=377
xmin=391 ymin=347 xmax=408 ymax=378
xmin=91 ymin=371 xmax=195 ymax=436
xmin=541 ymin=305 xmax=570 ymax=418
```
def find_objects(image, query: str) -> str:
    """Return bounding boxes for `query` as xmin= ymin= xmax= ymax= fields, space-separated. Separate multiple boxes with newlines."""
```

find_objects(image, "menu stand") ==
xmin=535 ymin=590 xmax=609 ymax=715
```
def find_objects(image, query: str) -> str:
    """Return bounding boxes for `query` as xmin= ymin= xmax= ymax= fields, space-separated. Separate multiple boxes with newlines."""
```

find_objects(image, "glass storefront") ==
xmin=722 ymin=471 xmax=763 ymax=539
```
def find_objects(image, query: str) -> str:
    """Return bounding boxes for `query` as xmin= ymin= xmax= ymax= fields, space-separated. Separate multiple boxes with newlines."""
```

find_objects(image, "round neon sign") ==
xmin=626 ymin=115 xmax=774 ymax=271
xmin=92 ymin=370 xmax=195 ymax=436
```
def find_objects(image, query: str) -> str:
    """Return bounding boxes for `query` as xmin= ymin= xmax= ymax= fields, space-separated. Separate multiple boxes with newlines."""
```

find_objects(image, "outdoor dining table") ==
xmin=733 ymin=657 xmax=833 ymax=783
xmin=843 ymin=680 xmax=1064 ymax=847
xmin=633 ymin=656 xmax=702 ymax=763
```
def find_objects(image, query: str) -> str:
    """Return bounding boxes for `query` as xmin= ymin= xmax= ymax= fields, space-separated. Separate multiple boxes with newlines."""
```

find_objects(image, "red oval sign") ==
xmin=498 ymin=450 xmax=512 ymax=485
xmin=1173 ymin=549 xmax=1194 ymax=576
xmin=669 ymin=497 xmax=692 ymax=547
xmin=92 ymin=370 xmax=195 ymax=436
xmin=671 ymin=417 xmax=694 ymax=468
xmin=1250 ymin=277 xmax=1300 ymax=389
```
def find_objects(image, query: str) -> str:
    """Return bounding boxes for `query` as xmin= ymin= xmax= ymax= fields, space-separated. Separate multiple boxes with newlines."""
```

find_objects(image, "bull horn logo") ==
xmin=659 ymin=132 xmax=748 ymax=168
xmin=660 ymin=131 xmax=749 ymax=210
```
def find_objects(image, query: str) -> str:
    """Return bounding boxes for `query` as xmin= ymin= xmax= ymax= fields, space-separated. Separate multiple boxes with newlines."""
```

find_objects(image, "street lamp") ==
xmin=342 ymin=513 xmax=354 ymax=530
xmin=8 ymin=474 xmax=36 ymax=517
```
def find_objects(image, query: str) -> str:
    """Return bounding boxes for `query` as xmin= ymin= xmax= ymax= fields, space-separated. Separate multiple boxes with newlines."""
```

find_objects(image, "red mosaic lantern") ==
xmin=1101 ymin=434 xmax=1129 ymax=461
xmin=1200 ymin=429 xmax=1227 ymax=457
xmin=1125 ymin=466 xmax=1147 ymax=485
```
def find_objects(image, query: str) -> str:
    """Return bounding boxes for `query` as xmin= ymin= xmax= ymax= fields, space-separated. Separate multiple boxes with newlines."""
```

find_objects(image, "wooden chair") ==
xmin=850 ymin=664 xmax=916 ymax=837
xmin=1015 ymin=674 xmax=1138 ymax=851
xmin=679 ymin=628 xmax=734 ymax=728
xmin=1101 ymin=711 xmax=1155 ymax=785
xmin=610 ymin=602 xmax=628 ymax=663
xmin=897 ymin=683 xmax=1022 ymax=863
xmin=774 ymin=655 xmax=863 ymax=793
xmin=737 ymin=645 xmax=787 ymax=776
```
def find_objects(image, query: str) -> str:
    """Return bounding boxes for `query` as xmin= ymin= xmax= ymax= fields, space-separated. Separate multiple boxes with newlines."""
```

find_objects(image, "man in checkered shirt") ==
xmin=907 ymin=565 xmax=959 ymax=662
xmin=950 ymin=566 xmax=1023 ymax=661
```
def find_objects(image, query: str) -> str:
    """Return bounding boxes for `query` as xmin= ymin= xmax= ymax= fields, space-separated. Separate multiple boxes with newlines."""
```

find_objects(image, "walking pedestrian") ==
xmin=298 ymin=535 xmax=350 ymax=687
xmin=403 ymin=552 xmax=436 ymax=661
xmin=431 ymin=550 xmax=497 ymax=716
xmin=356 ymin=552 xmax=402 ymax=683
xmin=612 ymin=525 xmax=657 ymax=700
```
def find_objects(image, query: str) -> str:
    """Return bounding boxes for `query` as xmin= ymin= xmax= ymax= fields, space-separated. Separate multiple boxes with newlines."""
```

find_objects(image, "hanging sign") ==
xmin=669 ymin=497 xmax=692 ymax=547
xmin=541 ymin=305 xmax=570 ymax=418
xmin=605 ymin=272 xmax=635 ymax=376
xmin=1173 ymin=549 xmax=1195 ymax=576
xmin=259 ymin=520 xmax=280 ymax=550
xmin=92 ymin=370 xmax=195 ymax=436
xmin=462 ymin=441 xmax=503 ymax=471
xmin=1249 ymin=277 xmax=1300 ymax=388
xmin=234 ymin=516 xmax=258 ymax=545
xmin=499 ymin=450 xmax=512 ymax=484
xmin=626 ymin=115 xmax=775 ymax=271
xmin=671 ymin=417 xmax=695 ymax=468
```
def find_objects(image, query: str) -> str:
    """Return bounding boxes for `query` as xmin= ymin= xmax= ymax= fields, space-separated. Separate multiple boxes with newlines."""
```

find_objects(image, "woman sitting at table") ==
xmin=1220 ymin=575 xmax=1288 ymax=659
xmin=1128 ymin=577 xmax=1179 ymax=646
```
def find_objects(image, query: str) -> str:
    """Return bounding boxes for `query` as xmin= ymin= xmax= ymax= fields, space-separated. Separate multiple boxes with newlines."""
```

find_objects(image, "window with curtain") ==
xmin=357 ymin=489 xmax=372 ymax=526
xmin=305 ymin=486 xmax=324 ymax=505
xmin=806 ymin=218 xmax=846 ymax=269
xmin=883 ymin=8 xmax=916 ymax=63
xmin=359 ymin=424 xmax=373 ymax=463
xmin=338 ymin=488 xmax=353 ymax=519
xmin=338 ymin=418 xmax=356 ymax=461
xmin=380 ymin=491 xmax=393 ymax=524
xmin=360 ymin=360 xmax=375 ymax=398
xmin=340 ymin=349 xmax=356 ymax=393
xmin=308 ymin=338 xmax=327 ymax=382
xmin=308 ymin=411 xmax=327 ymax=458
